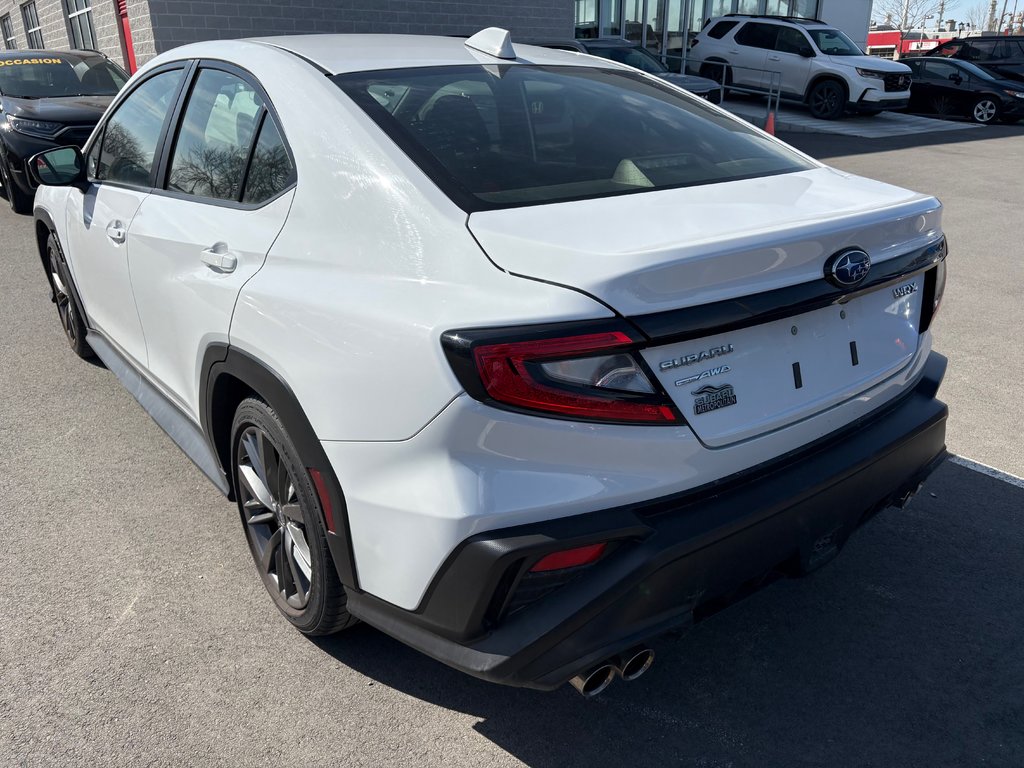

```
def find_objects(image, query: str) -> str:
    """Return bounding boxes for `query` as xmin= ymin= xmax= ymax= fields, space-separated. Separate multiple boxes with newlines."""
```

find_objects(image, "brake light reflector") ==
xmin=530 ymin=543 xmax=607 ymax=572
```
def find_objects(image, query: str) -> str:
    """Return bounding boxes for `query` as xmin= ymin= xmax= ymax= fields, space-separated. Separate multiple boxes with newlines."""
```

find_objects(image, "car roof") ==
xmin=244 ymin=34 xmax=599 ymax=75
xmin=943 ymin=34 xmax=1024 ymax=40
xmin=714 ymin=14 xmax=829 ymax=28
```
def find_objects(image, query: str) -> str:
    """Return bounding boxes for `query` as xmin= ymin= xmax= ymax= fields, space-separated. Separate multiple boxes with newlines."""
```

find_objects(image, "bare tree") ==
xmin=959 ymin=0 xmax=993 ymax=29
xmin=873 ymin=0 xmax=960 ymax=54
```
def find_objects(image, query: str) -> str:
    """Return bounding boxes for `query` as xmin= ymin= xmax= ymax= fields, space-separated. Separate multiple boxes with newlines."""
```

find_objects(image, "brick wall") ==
xmin=145 ymin=0 xmax=572 ymax=60
xmin=0 ymin=0 xmax=69 ymax=50
xmin=4 ymin=0 xmax=570 ymax=67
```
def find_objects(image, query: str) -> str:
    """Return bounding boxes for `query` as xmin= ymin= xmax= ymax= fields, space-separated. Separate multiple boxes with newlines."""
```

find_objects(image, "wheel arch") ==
xmin=201 ymin=343 xmax=359 ymax=588
xmin=804 ymin=73 xmax=850 ymax=104
xmin=35 ymin=211 xmax=90 ymax=335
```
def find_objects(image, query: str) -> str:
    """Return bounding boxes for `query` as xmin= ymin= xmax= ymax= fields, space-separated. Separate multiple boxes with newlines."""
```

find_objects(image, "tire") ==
xmin=231 ymin=398 xmax=357 ymax=636
xmin=807 ymin=79 xmax=846 ymax=120
xmin=46 ymin=232 xmax=94 ymax=360
xmin=0 ymin=154 xmax=33 ymax=214
xmin=970 ymin=96 xmax=1001 ymax=124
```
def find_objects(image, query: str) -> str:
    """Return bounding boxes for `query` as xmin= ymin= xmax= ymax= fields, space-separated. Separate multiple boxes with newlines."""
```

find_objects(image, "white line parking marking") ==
xmin=949 ymin=455 xmax=1024 ymax=491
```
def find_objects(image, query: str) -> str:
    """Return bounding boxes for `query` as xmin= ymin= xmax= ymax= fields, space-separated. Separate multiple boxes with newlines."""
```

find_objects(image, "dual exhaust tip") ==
xmin=569 ymin=647 xmax=655 ymax=698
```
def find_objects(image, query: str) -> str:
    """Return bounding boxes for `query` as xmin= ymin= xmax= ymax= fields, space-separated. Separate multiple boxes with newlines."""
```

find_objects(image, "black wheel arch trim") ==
xmin=34 ymin=212 xmax=90 ymax=341
xmin=201 ymin=343 xmax=359 ymax=588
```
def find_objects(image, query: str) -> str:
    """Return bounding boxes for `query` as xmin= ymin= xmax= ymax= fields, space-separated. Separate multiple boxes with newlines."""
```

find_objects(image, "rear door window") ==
xmin=241 ymin=116 xmax=295 ymax=203
xmin=734 ymin=22 xmax=778 ymax=50
xmin=965 ymin=40 xmax=1000 ymax=61
xmin=167 ymin=68 xmax=263 ymax=201
xmin=706 ymin=20 xmax=738 ymax=39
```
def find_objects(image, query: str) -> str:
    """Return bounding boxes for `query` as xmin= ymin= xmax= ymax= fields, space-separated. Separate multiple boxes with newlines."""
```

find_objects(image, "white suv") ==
xmin=690 ymin=15 xmax=913 ymax=119
xmin=30 ymin=29 xmax=948 ymax=697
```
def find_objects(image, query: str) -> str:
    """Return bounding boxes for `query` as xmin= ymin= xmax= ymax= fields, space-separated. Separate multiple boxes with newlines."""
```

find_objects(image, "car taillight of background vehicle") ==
xmin=442 ymin=322 xmax=681 ymax=424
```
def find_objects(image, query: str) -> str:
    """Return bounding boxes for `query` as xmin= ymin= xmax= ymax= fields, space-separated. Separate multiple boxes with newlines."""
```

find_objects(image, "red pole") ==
xmin=117 ymin=0 xmax=137 ymax=73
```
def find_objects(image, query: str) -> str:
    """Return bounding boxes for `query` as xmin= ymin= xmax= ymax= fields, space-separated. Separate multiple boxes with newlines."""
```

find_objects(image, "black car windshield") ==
xmin=587 ymin=45 xmax=668 ymax=74
xmin=808 ymin=28 xmax=863 ymax=56
xmin=0 ymin=54 xmax=127 ymax=98
xmin=335 ymin=65 xmax=813 ymax=211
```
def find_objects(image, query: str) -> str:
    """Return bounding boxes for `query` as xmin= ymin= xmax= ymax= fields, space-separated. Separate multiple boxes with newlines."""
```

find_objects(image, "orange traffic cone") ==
xmin=764 ymin=110 xmax=776 ymax=136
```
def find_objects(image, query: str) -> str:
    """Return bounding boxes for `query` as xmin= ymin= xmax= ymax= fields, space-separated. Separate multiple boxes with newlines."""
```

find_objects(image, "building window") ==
xmin=1 ymin=14 xmax=16 ymax=49
xmin=64 ymin=0 xmax=96 ymax=49
xmin=21 ymin=2 xmax=43 ymax=49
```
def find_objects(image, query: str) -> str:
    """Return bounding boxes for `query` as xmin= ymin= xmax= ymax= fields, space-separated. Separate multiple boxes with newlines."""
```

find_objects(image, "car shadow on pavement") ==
xmin=311 ymin=459 xmax=1024 ymax=767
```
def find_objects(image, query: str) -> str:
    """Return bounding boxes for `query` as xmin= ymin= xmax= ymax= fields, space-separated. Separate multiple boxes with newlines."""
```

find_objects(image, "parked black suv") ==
xmin=0 ymin=50 xmax=128 ymax=213
xmin=930 ymin=36 xmax=1024 ymax=84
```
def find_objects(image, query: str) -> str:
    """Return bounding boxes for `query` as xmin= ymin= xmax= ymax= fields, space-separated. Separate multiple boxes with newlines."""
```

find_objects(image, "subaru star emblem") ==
xmin=825 ymin=249 xmax=872 ymax=288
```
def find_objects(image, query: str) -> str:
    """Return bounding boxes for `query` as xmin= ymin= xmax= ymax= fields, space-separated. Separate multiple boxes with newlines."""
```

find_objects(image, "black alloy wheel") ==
xmin=231 ymin=398 xmax=356 ymax=635
xmin=808 ymin=80 xmax=845 ymax=120
xmin=47 ymin=233 xmax=93 ymax=359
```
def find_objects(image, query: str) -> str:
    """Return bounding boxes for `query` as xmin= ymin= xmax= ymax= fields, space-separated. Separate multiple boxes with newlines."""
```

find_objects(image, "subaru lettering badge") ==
xmin=824 ymin=249 xmax=872 ymax=288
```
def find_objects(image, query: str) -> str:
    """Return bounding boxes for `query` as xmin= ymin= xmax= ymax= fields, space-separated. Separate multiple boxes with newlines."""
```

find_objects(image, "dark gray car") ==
xmin=536 ymin=38 xmax=723 ymax=103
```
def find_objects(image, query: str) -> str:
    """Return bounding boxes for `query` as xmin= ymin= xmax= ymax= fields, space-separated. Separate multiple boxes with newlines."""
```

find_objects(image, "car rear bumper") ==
xmin=345 ymin=352 xmax=948 ymax=690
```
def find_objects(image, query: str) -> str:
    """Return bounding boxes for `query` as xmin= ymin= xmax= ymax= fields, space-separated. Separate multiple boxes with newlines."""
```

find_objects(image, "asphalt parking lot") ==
xmin=2 ymin=125 xmax=1023 ymax=767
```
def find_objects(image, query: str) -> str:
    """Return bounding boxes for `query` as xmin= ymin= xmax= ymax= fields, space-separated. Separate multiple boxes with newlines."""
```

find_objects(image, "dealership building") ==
xmin=0 ymin=0 xmax=874 ymax=73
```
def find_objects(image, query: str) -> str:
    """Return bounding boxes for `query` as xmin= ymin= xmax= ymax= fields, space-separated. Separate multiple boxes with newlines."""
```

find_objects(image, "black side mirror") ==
xmin=29 ymin=146 xmax=85 ymax=187
xmin=949 ymin=73 xmax=963 ymax=84
xmin=799 ymin=46 xmax=815 ymax=58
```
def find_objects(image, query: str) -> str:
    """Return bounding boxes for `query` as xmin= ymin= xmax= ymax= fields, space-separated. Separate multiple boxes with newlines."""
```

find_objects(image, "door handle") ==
xmin=106 ymin=221 xmax=126 ymax=244
xmin=200 ymin=243 xmax=237 ymax=273
xmin=768 ymin=55 xmax=781 ymax=61
xmin=728 ymin=49 xmax=740 ymax=54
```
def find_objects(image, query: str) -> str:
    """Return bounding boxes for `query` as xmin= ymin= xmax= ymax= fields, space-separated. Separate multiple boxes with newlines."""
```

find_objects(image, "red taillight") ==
xmin=466 ymin=330 xmax=678 ymax=424
xmin=530 ymin=543 xmax=607 ymax=572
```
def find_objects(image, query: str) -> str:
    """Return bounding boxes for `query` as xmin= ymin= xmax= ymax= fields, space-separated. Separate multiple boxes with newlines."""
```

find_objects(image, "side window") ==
xmin=706 ymin=21 xmax=738 ymax=40
xmin=734 ymin=22 xmax=778 ymax=51
xmin=934 ymin=41 xmax=963 ymax=58
xmin=923 ymin=61 xmax=960 ymax=81
xmin=964 ymin=40 xmax=999 ymax=61
xmin=95 ymin=68 xmax=184 ymax=186
xmin=241 ymin=116 xmax=295 ymax=204
xmin=775 ymin=27 xmax=810 ymax=55
xmin=167 ymin=68 xmax=263 ymax=201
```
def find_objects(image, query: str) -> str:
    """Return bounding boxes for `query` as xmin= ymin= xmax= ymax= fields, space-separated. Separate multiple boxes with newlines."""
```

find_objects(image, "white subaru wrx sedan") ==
xmin=30 ymin=29 xmax=948 ymax=697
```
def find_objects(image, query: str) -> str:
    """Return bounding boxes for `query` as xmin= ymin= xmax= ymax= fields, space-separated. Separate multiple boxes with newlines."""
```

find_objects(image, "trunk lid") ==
xmin=468 ymin=168 xmax=942 ymax=446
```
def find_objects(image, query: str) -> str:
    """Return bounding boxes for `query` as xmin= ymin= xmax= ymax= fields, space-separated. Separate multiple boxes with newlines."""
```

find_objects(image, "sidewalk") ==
xmin=722 ymin=96 xmax=983 ymax=138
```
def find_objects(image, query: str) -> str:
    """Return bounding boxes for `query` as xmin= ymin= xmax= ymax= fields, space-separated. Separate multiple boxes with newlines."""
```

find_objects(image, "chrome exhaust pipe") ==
xmin=569 ymin=663 xmax=616 ymax=698
xmin=616 ymin=647 xmax=655 ymax=681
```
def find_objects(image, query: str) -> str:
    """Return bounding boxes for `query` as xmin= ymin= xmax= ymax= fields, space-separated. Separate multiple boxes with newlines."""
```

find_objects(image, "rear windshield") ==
xmin=335 ymin=65 xmax=814 ymax=211
xmin=0 ymin=54 xmax=127 ymax=98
